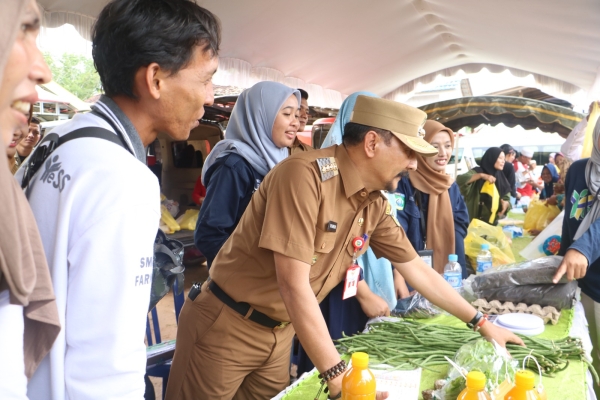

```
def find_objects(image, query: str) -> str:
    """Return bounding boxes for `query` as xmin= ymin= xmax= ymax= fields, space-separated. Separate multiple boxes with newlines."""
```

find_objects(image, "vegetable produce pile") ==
xmin=335 ymin=320 xmax=598 ymax=383
xmin=429 ymin=340 xmax=517 ymax=400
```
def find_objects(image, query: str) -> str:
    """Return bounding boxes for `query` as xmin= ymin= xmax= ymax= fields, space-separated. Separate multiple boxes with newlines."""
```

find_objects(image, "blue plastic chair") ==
xmin=146 ymin=278 xmax=185 ymax=399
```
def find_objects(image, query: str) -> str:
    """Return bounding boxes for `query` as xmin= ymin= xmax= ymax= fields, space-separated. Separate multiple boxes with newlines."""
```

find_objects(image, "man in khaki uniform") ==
xmin=290 ymin=88 xmax=313 ymax=154
xmin=166 ymin=96 xmax=523 ymax=400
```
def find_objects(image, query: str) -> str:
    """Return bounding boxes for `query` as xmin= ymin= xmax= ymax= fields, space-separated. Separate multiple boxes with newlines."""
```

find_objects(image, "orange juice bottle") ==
xmin=505 ymin=370 xmax=541 ymax=400
xmin=341 ymin=352 xmax=376 ymax=400
xmin=458 ymin=371 xmax=492 ymax=400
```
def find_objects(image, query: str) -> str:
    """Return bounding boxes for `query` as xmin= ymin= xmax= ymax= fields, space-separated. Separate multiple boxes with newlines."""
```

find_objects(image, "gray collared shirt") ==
xmin=91 ymin=95 xmax=147 ymax=164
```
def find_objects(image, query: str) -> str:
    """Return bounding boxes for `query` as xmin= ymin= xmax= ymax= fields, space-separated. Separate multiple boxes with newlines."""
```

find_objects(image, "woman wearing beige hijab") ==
xmin=0 ymin=0 xmax=59 ymax=398
xmin=395 ymin=120 xmax=471 ymax=276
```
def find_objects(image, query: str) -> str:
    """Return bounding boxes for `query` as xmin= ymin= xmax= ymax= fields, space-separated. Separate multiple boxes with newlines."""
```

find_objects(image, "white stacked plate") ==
xmin=493 ymin=313 xmax=545 ymax=336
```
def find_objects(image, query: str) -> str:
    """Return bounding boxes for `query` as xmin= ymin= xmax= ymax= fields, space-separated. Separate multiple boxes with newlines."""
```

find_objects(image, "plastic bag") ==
xmin=480 ymin=181 xmax=500 ymax=224
xmin=160 ymin=205 xmax=180 ymax=233
xmin=502 ymin=226 xmax=523 ymax=239
xmin=176 ymin=209 xmax=199 ymax=231
xmin=463 ymin=256 xmax=578 ymax=310
xmin=475 ymin=256 xmax=566 ymax=286
xmin=149 ymin=230 xmax=185 ymax=311
xmin=523 ymin=200 xmax=561 ymax=232
xmin=520 ymin=211 xmax=563 ymax=260
xmin=468 ymin=281 xmax=577 ymax=310
xmin=162 ymin=199 xmax=179 ymax=218
xmin=391 ymin=292 xmax=441 ymax=319
xmin=464 ymin=219 xmax=515 ymax=268
xmin=433 ymin=339 xmax=517 ymax=400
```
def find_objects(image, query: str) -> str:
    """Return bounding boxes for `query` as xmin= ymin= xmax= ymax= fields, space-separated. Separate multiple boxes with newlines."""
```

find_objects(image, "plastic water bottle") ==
xmin=443 ymin=254 xmax=462 ymax=289
xmin=476 ymin=244 xmax=493 ymax=273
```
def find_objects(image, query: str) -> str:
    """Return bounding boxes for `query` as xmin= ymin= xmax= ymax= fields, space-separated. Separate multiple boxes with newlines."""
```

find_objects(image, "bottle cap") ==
xmin=351 ymin=352 xmax=369 ymax=368
xmin=466 ymin=370 xmax=486 ymax=390
xmin=481 ymin=244 xmax=490 ymax=250
xmin=514 ymin=370 xmax=535 ymax=388
xmin=448 ymin=254 xmax=458 ymax=262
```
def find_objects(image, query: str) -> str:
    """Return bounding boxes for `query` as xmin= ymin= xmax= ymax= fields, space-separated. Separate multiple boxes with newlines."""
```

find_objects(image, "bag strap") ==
xmin=21 ymin=115 xmax=133 ymax=191
xmin=414 ymin=189 xmax=427 ymax=247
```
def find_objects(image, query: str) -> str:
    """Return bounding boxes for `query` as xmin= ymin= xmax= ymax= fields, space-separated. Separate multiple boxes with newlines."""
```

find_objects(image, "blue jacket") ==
xmin=194 ymin=153 xmax=264 ymax=268
xmin=559 ymin=159 xmax=600 ymax=302
xmin=395 ymin=178 xmax=470 ymax=278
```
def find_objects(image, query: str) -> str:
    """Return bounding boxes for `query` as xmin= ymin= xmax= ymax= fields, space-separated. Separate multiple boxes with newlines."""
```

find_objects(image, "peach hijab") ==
xmin=0 ymin=0 xmax=60 ymax=378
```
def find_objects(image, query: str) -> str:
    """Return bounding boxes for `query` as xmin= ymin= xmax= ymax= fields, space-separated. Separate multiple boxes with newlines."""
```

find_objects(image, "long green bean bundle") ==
xmin=335 ymin=320 xmax=598 ymax=383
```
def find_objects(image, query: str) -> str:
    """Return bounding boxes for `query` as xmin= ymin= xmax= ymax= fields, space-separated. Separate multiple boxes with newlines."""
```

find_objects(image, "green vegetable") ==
xmin=335 ymin=320 xmax=598 ymax=383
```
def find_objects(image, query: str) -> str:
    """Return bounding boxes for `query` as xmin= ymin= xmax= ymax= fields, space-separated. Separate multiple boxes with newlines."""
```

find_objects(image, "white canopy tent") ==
xmin=38 ymin=0 xmax=600 ymax=108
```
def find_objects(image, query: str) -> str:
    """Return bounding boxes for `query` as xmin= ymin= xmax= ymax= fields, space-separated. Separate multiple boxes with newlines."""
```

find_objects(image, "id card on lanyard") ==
xmin=418 ymin=249 xmax=434 ymax=268
xmin=343 ymin=235 xmax=367 ymax=300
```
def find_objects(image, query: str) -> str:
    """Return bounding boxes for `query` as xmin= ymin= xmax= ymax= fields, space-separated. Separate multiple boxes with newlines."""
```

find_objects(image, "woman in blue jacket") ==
xmin=395 ymin=120 xmax=470 ymax=277
xmin=557 ymin=117 xmax=600 ymax=388
xmin=195 ymin=82 xmax=300 ymax=268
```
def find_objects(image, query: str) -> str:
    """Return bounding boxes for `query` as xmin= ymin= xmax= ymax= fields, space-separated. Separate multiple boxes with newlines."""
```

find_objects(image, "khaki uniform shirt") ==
xmin=211 ymin=144 xmax=417 ymax=322
xmin=289 ymin=137 xmax=314 ymax=155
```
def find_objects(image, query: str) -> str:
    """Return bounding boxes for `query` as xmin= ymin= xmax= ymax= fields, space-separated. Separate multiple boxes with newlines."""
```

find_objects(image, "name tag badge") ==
xmin=326 ymin=221 xmax=338 ymax=232
xmin=418 ymin=249 xmax=434 ymax=268
xmin=342 ymin=264 xmax=361 ymax=300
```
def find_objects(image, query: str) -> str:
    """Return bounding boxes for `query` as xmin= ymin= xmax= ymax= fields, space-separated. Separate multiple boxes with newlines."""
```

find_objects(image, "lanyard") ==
xmin=414 ymin=189 xmax=427 ymax=248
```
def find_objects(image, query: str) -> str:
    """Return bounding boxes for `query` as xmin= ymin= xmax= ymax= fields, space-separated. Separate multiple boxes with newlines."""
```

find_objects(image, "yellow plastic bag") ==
xmin=464 ymin=219 xmax=515 ymax=268
xmin=480 ymin=181 xmax=499 ymax=224
xmin=176 ymin=209 xmax=199 ymax=231
xmin=523 ymin=200 xmax=561 ymax=232
xmin=160 ymin=205 xmax=180 ymax=233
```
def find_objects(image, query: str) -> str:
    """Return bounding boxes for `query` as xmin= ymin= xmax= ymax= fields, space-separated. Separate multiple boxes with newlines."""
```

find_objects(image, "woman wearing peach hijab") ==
xmin=395 ymin=120 xmax=470 ymax=276
xmin=0 ymin=0 xmax=59 ymax=398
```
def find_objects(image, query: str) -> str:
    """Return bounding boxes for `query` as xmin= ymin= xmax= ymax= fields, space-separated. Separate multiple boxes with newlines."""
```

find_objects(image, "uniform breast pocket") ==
xmin=314 ymin=228 xmax=336 ymax=254
xmin=345 ymin=236 xmax=369 ymax=260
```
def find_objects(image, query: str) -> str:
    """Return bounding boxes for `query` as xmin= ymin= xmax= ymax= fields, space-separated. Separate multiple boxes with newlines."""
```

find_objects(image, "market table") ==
xmin=275 ymin=302 xmax=596 ymax=400
xmin=276 ymin=210 xmax=596 ymax=399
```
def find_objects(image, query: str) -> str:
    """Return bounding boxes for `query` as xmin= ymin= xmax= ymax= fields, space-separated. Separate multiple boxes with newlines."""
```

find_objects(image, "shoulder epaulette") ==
xmin=315 ymin=157 xmax=339 ymax=181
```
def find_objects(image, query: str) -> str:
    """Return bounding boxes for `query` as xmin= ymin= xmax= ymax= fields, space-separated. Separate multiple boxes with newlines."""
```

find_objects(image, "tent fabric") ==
xmin=38 ymin=0 xmax=600 ymax=109
xmin=419 ymin=96 xmax=585 ymax=138
xmin=384 ymin=63 xmax=586 ymax=106
xmin=35 ymin=86 xmax=69 ymax=104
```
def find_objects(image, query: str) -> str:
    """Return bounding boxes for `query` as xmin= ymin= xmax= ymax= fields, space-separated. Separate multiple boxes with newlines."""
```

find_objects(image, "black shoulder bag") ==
xmin=20 ymin=111 xmax=184 ymax=311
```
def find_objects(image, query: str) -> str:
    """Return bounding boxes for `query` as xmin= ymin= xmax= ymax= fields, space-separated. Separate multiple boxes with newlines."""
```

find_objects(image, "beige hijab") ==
xmin=0 ymin=0 xmax=60 ymax=379
xmin=408 ymin=120 xmax=456 ymax=274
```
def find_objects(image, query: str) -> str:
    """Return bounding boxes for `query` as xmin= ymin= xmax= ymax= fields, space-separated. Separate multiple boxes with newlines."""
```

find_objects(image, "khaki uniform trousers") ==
xmin=165 ymin=284 xmax=295 ymax=400
xmin=581 ymin=293 xmax=600 ymax=396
